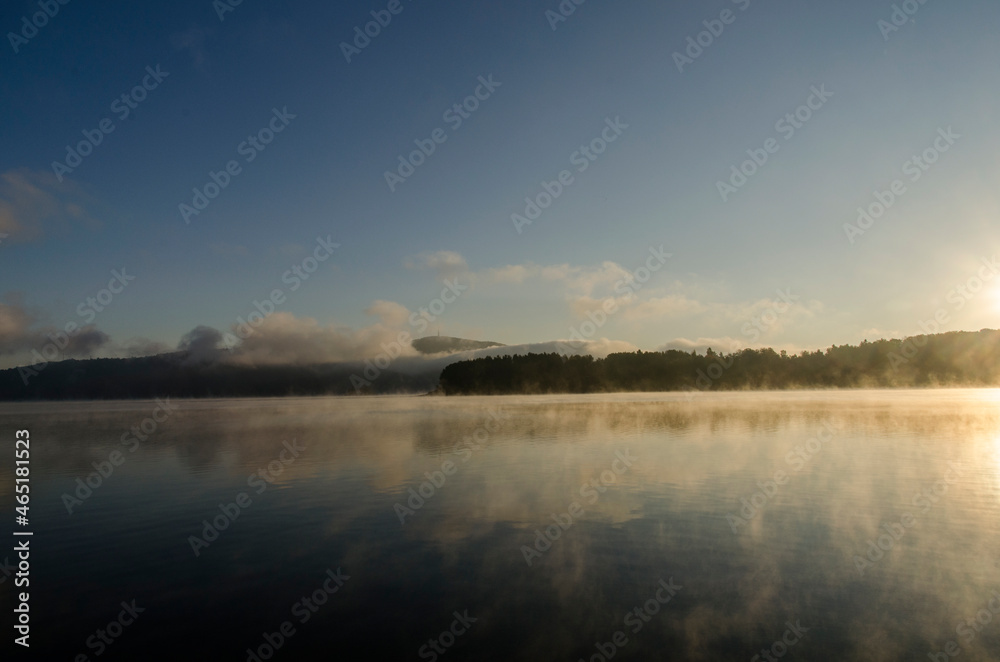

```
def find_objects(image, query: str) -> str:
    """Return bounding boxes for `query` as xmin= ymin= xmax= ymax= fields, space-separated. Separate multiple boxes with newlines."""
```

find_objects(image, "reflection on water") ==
xmin=1 ymin=389 xmax=999 ymax=660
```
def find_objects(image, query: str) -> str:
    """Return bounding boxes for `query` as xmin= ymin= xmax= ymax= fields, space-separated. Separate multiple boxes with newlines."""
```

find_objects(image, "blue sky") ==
xmin=1 ymin=0 xmax=999 ymax=367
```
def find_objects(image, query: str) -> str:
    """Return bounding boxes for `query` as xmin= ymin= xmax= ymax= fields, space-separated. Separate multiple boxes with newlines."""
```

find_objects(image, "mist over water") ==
xmin=2 ymin=389 xmax=999 ymax=660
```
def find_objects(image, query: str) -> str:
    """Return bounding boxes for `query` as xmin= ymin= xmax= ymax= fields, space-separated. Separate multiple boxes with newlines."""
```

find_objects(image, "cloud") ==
xmin=225 ymin=311 xmax=418 ymax=366
xmin=405 ymin=252 xmax=649 ymax=307
xmin=479 ymin=259 xmax=644 ymax=319
xmin=623 ymin=295 xmax=709 ymax=320
xmin=0 ymin=169 xmax=100 ymax=244
xmin=481 ymin=261 xmax=632 ymax=296
xmin=567 ymin=295 xmax=628 ymax=318
xmin=215 ymin=305 xmax=639 ymax=368
xmin=0 ymin=294 xmax=109 ymax=358
xmin=178 ymin=325 xmax=225 ymax=363
xmin=365 ymin=300 xmax=410 ymax=327
xmin=404 ymin=251 xmax=667 ymax=324
xmin=405 ymin=250 xmax=469 ymax=282
xmin=406 ymin=252 xmax=772 ymax=335
xmin=198 ymin=251 xmax=824 ymax=368
xmin=483 ymin=264 xmax=533 ymax=284
xmin=65 ymin=327 xmax=112 ymax=356
xmin=714 ymin=296 xmax=824 ymax=335
xmin=0 ymin=296 xmax=37 ymax=354
xmin=550 ymin=261 xmax=633 ymax=296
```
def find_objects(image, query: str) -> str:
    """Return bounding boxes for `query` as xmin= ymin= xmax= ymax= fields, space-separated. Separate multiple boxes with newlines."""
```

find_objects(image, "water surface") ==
xmin=2 ymin=390 xmax=999 ymax=660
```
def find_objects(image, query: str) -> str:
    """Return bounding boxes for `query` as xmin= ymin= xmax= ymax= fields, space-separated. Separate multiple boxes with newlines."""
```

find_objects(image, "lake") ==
xmin=2 ymin=389 xmax=999 ymax=660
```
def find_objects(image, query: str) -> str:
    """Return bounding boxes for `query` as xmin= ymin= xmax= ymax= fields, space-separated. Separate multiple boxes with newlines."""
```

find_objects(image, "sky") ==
xmin=1 ymin=0 xmax=999 ymax=369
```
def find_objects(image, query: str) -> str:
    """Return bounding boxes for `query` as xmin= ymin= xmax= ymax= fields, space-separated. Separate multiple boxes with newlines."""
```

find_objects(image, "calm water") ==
xmin=2 ymin=390 xmax=1000 ymax=660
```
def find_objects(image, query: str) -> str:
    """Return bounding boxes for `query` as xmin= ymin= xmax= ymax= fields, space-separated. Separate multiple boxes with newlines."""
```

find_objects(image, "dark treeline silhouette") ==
xmin=0 ymin=353 xmax=437 ymax=401
xmin=438 ymin=330 xmax=1000 ymax=395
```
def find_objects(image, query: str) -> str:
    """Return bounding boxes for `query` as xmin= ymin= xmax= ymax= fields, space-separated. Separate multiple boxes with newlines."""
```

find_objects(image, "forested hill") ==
xmin=0 ymin=354 xmax=439 ymax=401
xmin=437 ymin=330 xmax=1000 ymax=395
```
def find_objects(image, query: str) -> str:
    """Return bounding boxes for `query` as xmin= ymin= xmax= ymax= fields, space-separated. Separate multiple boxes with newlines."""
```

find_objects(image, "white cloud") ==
xmin=482 ymin=264 xmax=532 ymax=284
xmin=365 ymin=300 xmax=410 ymax=327
xmin=623 ymin=295 xmax=709 ymax=320
xmin=225 ymin=311 xmax=418 ymax=365
xmin=405 ymin=250 xmax=469 ymax=281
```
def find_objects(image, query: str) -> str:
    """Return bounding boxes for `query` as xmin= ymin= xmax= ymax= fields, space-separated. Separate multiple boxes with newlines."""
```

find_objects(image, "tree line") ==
xmin=438 ymin=330 xmax=1000 ymax=395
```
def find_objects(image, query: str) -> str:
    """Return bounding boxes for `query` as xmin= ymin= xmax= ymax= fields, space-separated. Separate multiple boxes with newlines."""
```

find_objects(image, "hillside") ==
xmin=0 ymin=354 xmax=439 ymax=400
